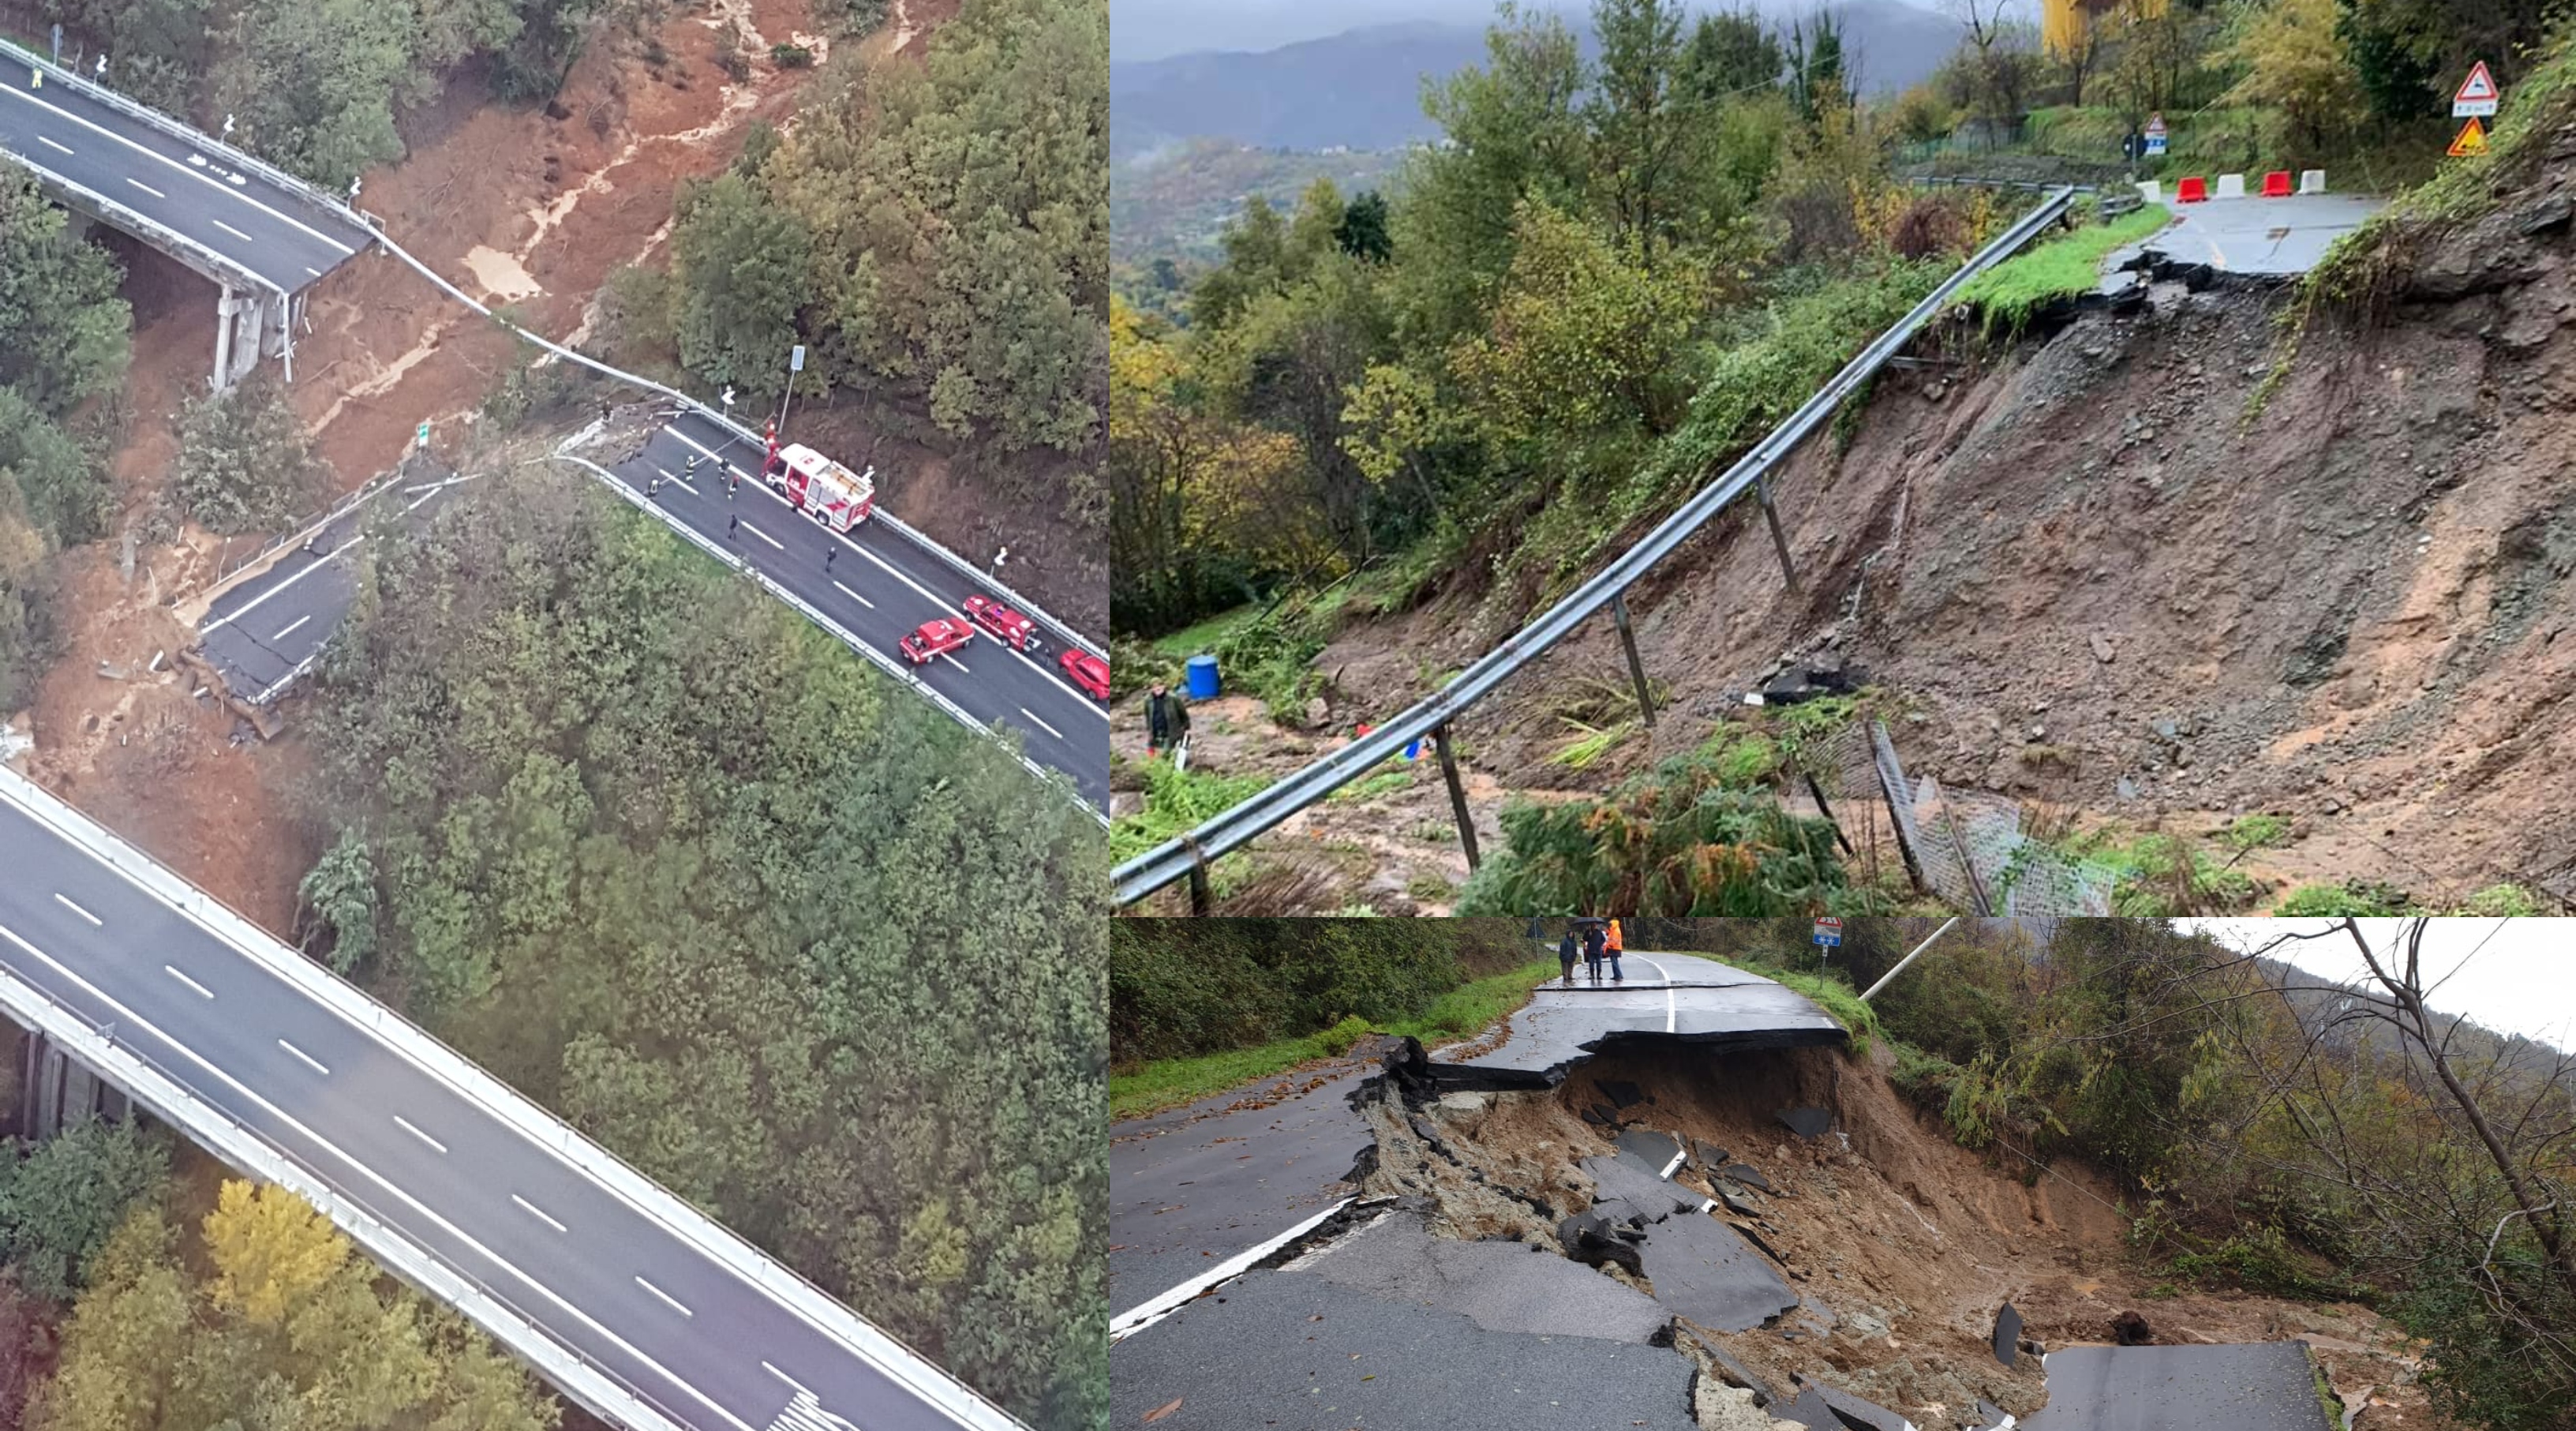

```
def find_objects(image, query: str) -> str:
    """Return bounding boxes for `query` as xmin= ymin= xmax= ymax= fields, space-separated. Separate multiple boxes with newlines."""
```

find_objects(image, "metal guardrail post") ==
xmin=1431 ymin=722 xmax=1479 ymax=871
xmin=1755 ymin=474 xmax=1799 ymax=591
xmin=1610 ymin=594 xmax=1656 ymax=729
xmin=1181 ymin=836 xmax=1212 ymax=916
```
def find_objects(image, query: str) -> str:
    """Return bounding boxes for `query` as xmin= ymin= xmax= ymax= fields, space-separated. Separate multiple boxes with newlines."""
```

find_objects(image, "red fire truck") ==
xmin=763 ymin=441 xmax=876 ymax=533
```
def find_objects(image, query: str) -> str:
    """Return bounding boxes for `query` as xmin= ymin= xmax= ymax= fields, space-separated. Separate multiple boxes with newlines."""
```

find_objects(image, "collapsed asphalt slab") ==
xmin=1112 ymin=1262 xmax=1702 ymax=1431
xmin=1305 ymin=1210 xmax=1674 ymax=1343
xmin=2025 ymin=1342 xmax=2337 ymax=1431
xmin=1431 ymin=953 xmax=1849 ymax=1088
xmin=1109 ymin=1055 xmax=1382 ymax=1314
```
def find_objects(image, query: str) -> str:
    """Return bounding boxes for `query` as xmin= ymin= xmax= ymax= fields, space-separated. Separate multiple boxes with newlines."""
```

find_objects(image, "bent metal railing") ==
xmin=1114 ymin=187 xmax=2080 ymax=908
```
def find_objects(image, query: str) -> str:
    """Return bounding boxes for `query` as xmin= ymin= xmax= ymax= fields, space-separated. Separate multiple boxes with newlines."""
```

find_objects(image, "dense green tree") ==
xmin=667 ymin=172 xmax=814 ymax=396
xmin=1677 ymin=8 xmax=1782 ymax=100
xmin=1588 ymin=0 xmax=1690 ymax=262
xmin=1784 ymin=9 xmax=1852 ymax=122
xmin=297 ymin=831 xmax=379 ymax=975
xmin=0 ymin=388 xmax=107 ymax=549
xmin=39 ymin=0 xmax=214 ymax=116
xmin=2336 ymin=0 xmax=2443 ymax=122
xmin=0 ymin=171 xmax=130 ymax=418
xmin=173 ymin=373 xmax=327 ymax=535
xmin=0 ymin=1120 xmax=169 ymax=1304
xmin=1333 ymin=190 xmax=1395 ymax=263
xmin=209 ymin=0 xmax=417 ymax=189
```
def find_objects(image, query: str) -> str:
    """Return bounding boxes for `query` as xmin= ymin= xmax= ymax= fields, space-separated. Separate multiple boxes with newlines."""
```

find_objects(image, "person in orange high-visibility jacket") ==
xmin=1604 ymin=919 xmax=1624 ymax=983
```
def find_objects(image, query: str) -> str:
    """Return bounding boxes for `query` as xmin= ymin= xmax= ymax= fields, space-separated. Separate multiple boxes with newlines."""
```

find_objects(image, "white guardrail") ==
xmin=0 ymin=762 xmax=1029 ymax=1431
xmin=1113 ymin=188 xmax=2080 ymax=905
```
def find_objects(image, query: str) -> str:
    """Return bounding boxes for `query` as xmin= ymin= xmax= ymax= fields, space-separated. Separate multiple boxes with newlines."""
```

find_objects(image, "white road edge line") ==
xmin=1020 ymin=707 xmax=1063 ymax=742
xmin=511 ymin=1193 xmax=567 ymax=1234
xmin=51 ymin=893 xmax=100 ymax=926
xmin=831 ymin=580 xmax=873 ymax=609
xmin=938 ymin=653 xmax=968 ymax=674
xmin=276 ymin=1038 xmax=329 ymax=1076
xmin=0 ymin=918 xmax=761 ymax=1431
xmin=635 ymin=1276 xmax=695 ymax=1318
xmin=203 ymin=535 xmax=364 ymax=632
xmin=36 ymin=135 xmax=70 ymax=154
xmin=762 ymin=1362 xmax=812 ymax=1395
xmin=0 ymin=81 xmax=357 ymax=254
xmin=1111 ymin=1197 xmax=1354 ymax=1343
xmin=164 ymin=965 xmax=215 ymax=999
xmin=393 ymin=1114 xmax=448 ymax=1155
xmin=1634 ymin=954 xmax=1676 ymax=1034
xmin=273 ymin=614 xmax=311 ymax=642
xmin=125 ymin=176 xmax=163 ymax=198
xmin=212 ymin=218 xmax=254 ymax=243
xmin=740 ymin=521 xmax=783 ymax=551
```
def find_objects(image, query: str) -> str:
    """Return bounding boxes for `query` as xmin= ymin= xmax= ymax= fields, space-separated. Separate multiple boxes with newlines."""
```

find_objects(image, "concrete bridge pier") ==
xmin=18 ymin=1030 xmax=129 ymax=1139
xmin=211 ymin=284 xmax=271 ymax=391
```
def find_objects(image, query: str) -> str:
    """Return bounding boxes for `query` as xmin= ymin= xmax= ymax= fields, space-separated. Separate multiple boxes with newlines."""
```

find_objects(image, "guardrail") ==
xmin=0 ymin=761 xmax=1029 ymax=1431
xmin=1112 ymin=187 xmax=2080 ymax=907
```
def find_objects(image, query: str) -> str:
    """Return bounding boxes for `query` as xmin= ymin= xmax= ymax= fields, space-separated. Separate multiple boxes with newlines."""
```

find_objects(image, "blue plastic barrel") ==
xmin=1184 ymin=654 xmax=1221 ymax=700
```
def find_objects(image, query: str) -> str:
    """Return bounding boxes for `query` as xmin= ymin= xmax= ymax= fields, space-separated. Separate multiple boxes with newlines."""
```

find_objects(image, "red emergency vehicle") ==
xmin=898 ymin=616 xmax=975 ymax=665
xmin=1060 ymin=649 xmax=1109 ymax=701
xmin=963 ymin=594 xmax=1037 ymax=650
xmin=764 ymin=442 xmax=875 ymax=533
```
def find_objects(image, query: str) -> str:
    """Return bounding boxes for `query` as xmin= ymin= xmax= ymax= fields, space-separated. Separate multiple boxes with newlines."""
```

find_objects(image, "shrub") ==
xmin=770 ymin=43 xmax=814 ymax=67
xmin=173 ymin=374 xmax=326 ymax=534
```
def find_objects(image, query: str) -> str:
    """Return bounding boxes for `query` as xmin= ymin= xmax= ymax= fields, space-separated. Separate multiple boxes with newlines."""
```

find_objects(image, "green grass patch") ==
xmin=2221 ymin=813 xmax=2291 ymax=851
xmin=1111 ymin=759 xmax=1274 ymax=863
xmin=1552 ymin=717 xmax=1638 ymax=770
xmin=1698 ymin=954 xmax=1884 ymax=1057
xmin=1950 ymin=203 xmax=2172 ymax=335
xmin=1107 ymin=960 xmax=1560 ymax=1120
xmin=1331 ymin=766 xmax=1417 ymax=804
xmin=1151 ymin=603 xmax=1265 ymax=661
xmin=2272 ymin=878 xmax=2417 ymax=916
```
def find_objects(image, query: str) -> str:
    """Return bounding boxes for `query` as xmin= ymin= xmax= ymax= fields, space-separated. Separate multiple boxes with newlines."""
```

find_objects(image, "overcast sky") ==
xmin=2180 ymin=920 xmax=2576 ymax=1050
xmin=1110 ymin=0 xmax=2016 ymax=63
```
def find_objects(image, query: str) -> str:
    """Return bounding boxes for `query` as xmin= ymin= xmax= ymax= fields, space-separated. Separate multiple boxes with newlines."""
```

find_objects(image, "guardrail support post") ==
xmin=1756 ymin=475 xmax=1800 ymax=592
xmin=1610 ymin=594 xmax=1656 ymax=729
xmin=1182 ymin=836 xmax=1212 ymax=916
xmin=1431 ymin=722 xmax=1480 ymax=871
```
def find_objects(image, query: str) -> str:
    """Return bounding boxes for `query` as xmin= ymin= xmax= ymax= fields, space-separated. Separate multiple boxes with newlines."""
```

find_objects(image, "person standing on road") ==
xmin=1604 ymin=918 xmax=1625 ymax=983
xmin=1146 ymin=682 xmax=1189 ymax=759
xmin=1582 ymin=921 xmax=1606 ymax=983
xmin=1558 ymin=927 xmax=1580 ymax=987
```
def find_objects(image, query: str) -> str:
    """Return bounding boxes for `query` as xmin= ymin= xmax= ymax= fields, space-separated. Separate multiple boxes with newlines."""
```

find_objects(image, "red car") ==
xmin=898 ymin=617 xmax=975 ymax=665
xmin=1059 ymin=649 xmax=1110 ymax=701
xmin=963 ymin=594 xmax=1037 ymax=650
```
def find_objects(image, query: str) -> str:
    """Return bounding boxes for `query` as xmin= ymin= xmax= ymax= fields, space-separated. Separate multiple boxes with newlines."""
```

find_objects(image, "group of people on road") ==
xmin=1557 ymin=917 xmax=1624 ymax=985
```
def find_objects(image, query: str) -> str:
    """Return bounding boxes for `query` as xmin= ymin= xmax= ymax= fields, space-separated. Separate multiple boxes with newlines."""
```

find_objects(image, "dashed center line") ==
xmin=212 ymin=218 xmax=254 ymax=243
xmin=762 ymin=1362 xmax=811 ymax=1395
xmin=1020 ymin=707 xmax=1064 ymax=741
xmin=393 ymin=1114 xmax=448 ymax=1154
xmin=832 ymin=580 xmax=873 ymax=609
xmin=273 ymin=614 xmax=311 ymax=642
xmin=511 ymin=1193 xmax=567 ymax=1234
xmin=36 ymin=135 xmax=71 ymax=155
xmin=635 ymin=1276 xmax=694 ymax=1317
xmin=51 ymin=892 xmax=100 ymax=926
xmin=126 ymin=176 xmax=163 ymax=199
xmin=656 ymin=467 xmax=698 ymax=495
xmin=164 ymin=965 xmax=215 ymax=999
xmin=276 ymin=1038 xmax=329 ymax=1075
xmin=739 ymin=520 xmax=783 ymax=551
xmin=939 ymin=653 xmax=970 ymax=674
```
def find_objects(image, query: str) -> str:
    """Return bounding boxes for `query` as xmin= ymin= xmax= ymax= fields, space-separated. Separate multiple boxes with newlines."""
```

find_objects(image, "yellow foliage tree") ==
xmin=2221 ymin=0 xmax=2366 ymax=148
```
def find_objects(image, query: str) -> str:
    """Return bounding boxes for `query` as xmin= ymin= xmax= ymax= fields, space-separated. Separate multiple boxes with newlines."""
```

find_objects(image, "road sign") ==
xmin=2144 ymin=112 xmax=2166 ymax=137
xmin=2449 ymin=118 xmax=2488 ymax=157
xmin=415 ymin=420 xmax=431 ymax=450
xmin=2144 ymin=132 xmax=2167 ymax=157
xmin=2454 ymin=60 xmax=2499 ymax=117
xmin=789 ymin=344 xmax=806 ymax=373
xmin=1813 ymin=916 xmax=1842 ymax=948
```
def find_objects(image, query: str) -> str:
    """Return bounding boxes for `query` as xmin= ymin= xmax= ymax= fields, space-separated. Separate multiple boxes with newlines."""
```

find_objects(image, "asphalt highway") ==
xmin=2121 ymin=191 xmax=2387 ymax=275
xmin=0 ymin=785 xmax=1002 ymax=1431
xmin=1431 ymin=953 xmax=1848 ymax=1087
xmin=600 ymin=410 xmax=1109 ymax=811
xmin=195 ymin=475 xmax=466 ymax=706
xmin=0 ymin=54 xmax=369 ymax=291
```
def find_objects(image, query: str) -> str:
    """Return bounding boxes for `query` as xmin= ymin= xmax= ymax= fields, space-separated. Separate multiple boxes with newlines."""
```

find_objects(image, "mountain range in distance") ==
xmin=1112 ymin=1 xmax=1971 ymax=161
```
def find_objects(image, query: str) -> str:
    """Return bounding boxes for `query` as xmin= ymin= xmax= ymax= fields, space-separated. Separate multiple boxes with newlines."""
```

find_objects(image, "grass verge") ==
xmin=1950 ymin=202 xmax=2172 ymax=333
xmin=1109 ymin=958 xmax=1560 ymax=1120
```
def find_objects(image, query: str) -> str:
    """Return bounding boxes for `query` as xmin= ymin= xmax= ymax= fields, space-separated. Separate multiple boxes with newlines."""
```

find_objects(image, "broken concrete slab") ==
xmin=1631 ymin=1207 xmax=1801 ymax=1333
xmin=1694 ymin=1138 xmax=1732 ymax=1170
xmin=2025 ymin=1342 xmax=2338 ymax=1431
xmin=1583 ymin=1150 xmax=1710 ymax=1220
xmin=1773 ymin=1373 xmax=1914 ymax=1431
xmin=1721 ymin=1163 xmax=1777 ymax=1193
xmin=1112 ymin=1267 xmax=1702 ymax=1430
xmin=1615 ymin=1126 xmax=1687 ymax=1172
xmin=1777 ymin=1106 xmax=1832 ymax=1139
xmin=1601 ymin=1079 xmax=1646 ymax=1107
xmin=1306 ymin=1212 xmax=1674 ymax=1343
xmin=1994 ymin=1302 xmax=2023 ymax=1367
xmin=1429 ymin=953 xmax=1848 ymax=1088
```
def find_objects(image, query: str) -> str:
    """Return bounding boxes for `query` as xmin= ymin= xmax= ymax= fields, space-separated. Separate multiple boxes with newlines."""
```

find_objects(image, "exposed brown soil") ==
xmin=1370 ymin=1042 xmax=2455 ymax=1430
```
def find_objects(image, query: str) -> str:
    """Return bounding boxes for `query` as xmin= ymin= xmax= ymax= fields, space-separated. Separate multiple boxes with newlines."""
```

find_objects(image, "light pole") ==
xmin=774 ymin=345 xmax=805 ymax=448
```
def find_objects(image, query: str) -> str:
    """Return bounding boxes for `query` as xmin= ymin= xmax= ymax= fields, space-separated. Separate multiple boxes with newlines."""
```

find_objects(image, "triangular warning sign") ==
xmin=2457 ymin=60 xmax=2499 ymax=104
xmin=2449 ymin=117 xmax=2488 ymax=157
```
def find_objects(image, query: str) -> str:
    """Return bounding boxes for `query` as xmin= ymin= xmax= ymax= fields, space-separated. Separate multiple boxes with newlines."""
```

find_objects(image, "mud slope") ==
xmin=1307 ymin=160 xmax=2576 ymax=901
xmin=1364 ymin=1040 xmax=2454 ymax=1430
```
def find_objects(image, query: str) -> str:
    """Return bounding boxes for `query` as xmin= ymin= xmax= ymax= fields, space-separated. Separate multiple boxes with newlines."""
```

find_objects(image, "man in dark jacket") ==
xmin=1146 ymin=683 xmax=1190 ymax=756
xmin=1558 ymin=927 xmax=1580 ymax=987
xmin=1582 ymin=922 xmax=1607 ymax=983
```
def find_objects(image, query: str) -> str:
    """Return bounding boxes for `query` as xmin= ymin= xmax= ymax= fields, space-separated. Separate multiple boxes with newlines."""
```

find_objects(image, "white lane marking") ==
xmin=272 ymin=614 xmax=311 ymax=642
xmin=393 ymin=1114 xmax=448 ymax=1154
xmin=305 ymin=266 xmax=322 ymax=278
xmin=203 ymin=536 xmax=363 ymax=632
xmin=1020 ymin=706 xmax=1063 ymax=741
xmin=276 ymin=1038 xmax=329 ymax=1075
xmin=1659 ymin=1148 xmax=1688 ymax=1181
xmin=770 ymin=1389 xmax=859 ymax=1431
xmin=659 ymin=419 xmax=1110 ymax=721
xmin=938 ymin=653 xmax=969 ymax=674
xmin=762 ymin=1362 xmax=812 ymax=1395
xmin=125 ymin=176 xmax=163 ymax=198
xmin=1113 ymin=1197 xmax=1356 ymax=1341
xmin=1634 ymin=955 xmax=1675 ymax=1033
xmin=739 ymin=520 xmax=783 ymax=551
xmin=165 ymin=965 xmax=215 ymax=999
xmin=36 ymin=135 xmax=71 ymax=155
xmin=213 ymin=219 xmax=254 ymax=243
xmin=635 ymin=1276 xmax=695 ymax=1317
xmin=0 ymin=83 xmax=357 ymax=254
xmin=51 ymin=893 xmax=100 ymax=926
xmin=655 ymin=467 xmax=699 ymax=496
xmin=0 ymin=919 xmax=761 ymax=1431
xmin=511 ymin=1193 xmax=567 ymax=1234
xmin=831 ymin=580 xmax=873 ymax=609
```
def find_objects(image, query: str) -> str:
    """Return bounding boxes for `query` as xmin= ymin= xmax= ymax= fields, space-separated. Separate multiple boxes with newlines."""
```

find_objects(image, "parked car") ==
xmin=898 ymin=616 xmax=975 ymax=665
xmin=963 ymin=594 xmax=1038 ymax=650
xmin=1059 ymin=649 xmax=1109 ymax=701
